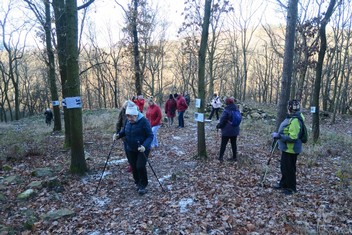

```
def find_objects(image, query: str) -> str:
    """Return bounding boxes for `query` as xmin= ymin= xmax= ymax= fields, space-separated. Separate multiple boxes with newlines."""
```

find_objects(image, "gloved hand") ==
xmin=138 ymin=145 xmax=145 ymax=152
xmin=271 ymin=132 xmax=280 ymax=139
xmin=113 ymin=133 xmax=119 ymax=141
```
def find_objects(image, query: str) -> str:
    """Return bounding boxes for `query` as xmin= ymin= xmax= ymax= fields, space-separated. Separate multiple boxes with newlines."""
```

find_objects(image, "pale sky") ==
xmin=0 ymin=0 xmax=285 ymax=47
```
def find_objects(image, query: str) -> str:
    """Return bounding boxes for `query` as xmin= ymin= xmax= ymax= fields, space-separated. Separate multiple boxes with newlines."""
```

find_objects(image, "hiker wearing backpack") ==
xmin=207 ymin=93 xmax=222 ymax=121
xmin=271 ymin=99 xmax=306 ymax=195
xmin=216 ymin=97 xmax=241 ymax=162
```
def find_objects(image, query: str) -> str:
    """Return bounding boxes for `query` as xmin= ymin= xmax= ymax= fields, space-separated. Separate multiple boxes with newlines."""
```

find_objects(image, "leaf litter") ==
xmin=0 ymin=111 xmax=351 ymax=234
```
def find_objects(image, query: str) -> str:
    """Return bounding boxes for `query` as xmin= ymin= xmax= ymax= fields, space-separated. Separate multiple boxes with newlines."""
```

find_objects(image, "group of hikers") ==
xmin=112 ymin=92 xmax=306 ymax=196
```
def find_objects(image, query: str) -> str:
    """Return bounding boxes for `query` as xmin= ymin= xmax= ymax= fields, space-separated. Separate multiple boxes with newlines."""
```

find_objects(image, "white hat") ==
xmin=126 ymin=104 xmax=138 ymax=115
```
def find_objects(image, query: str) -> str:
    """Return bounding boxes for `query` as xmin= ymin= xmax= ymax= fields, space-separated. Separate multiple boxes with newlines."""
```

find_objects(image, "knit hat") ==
xmin=174 ymin=93 xmax=179 ymax=98
xmin=126 ymin=103 xmax=139 ymax=115
xmin=287 ymin=100 xmax=300 ymax=112
xmin=225 ymin=97 xmax=235 ymax=105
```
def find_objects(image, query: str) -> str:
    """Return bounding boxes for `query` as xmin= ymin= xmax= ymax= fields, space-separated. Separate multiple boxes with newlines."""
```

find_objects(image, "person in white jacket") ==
xmin=207 ymin=94 xmax=222 ymax=121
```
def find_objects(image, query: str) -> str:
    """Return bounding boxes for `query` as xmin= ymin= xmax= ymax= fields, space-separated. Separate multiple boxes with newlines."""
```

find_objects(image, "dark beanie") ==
xmin=174 ymin=93 xmax=179 ymax=98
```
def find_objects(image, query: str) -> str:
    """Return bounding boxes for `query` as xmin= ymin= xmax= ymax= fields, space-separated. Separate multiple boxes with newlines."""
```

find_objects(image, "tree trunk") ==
xmin=44 ymin=0 xmax=61 ymax=132
xmin=66 ymin=0 xmax=87 ymax=174
xmin=276 ymin=0 xmax=298 ymax=130
xmin=312 ymin=0 xmax=337 ymax=142
xmin=53 ymin=0 xmax=71 ymax=147
xmin=197 ymin=0 xmax=212 ymax=159
xmin=132 ymin=0 xmax=142 ymax=95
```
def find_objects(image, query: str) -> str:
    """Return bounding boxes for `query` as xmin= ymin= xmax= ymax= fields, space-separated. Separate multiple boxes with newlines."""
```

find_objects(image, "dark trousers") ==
xmin=219 ymin=136 xmax=237 ymax=160
xmin=279 ymin=151 xmax=298 ymax=192
xmin=178 ymin=111 xmax=185 ymax=127
xmin=209 ymin=108 xmax=220 ymax=120
xmin=127 ymin=150 xmax=150 ymax=188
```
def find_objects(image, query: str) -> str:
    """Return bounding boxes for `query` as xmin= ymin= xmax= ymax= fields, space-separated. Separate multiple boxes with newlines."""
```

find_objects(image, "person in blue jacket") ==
xmin=113 ymin=102 xmax=153 ymax=195
xmin=216 ymin=97 xmax=240 ymax=162
xmin=271 ymin=99 xmax=305 ymax=195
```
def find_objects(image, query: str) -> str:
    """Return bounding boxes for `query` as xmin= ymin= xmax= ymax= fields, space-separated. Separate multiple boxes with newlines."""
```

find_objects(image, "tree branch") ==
xmin=77 ymin=0 xmax=95 ymax=11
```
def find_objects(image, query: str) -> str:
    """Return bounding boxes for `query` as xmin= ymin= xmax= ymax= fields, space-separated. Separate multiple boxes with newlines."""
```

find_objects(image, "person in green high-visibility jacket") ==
xmin=271 ymin=100 xmax=305 ymax=195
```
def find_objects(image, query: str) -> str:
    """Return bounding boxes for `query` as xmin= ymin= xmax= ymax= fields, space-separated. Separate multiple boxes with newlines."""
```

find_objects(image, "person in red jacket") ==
xmin=146 ymin=98 xmax=162 ymax=148
xmin=133 ymin=94 xmax=145 ymax=113
xmin=174 ymin=93 xmax=188 ymax=128
xmin=164 ymin=94 xmax=177 ymax=127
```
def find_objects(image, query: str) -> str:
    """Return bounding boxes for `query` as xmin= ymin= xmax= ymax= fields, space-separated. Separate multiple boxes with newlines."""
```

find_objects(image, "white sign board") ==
xmin=195 ymin=98 xmax=201 ymax=108
xmin=310 ymin=106 xmax=316 ymax=113
xmin=66 ymin=97 xmax=82 ymax=109
xmin=62 ymin=99 xmax=66 ymax=107
xmin=52 ymin=100 xmax=60 ymax=106
xmin=194 ymin=112 xmax=204 ymax=122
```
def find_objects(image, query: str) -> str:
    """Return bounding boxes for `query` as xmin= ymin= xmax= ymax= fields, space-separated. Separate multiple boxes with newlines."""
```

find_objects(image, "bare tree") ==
xmin=276 ymin=0 xmax=298 ymax=130
xmin=24 ymin=0 xmax=62 ymax=131
xmin=0 ymin=0 xmax=31 ymax=121
xmin=312 ymin=0 xmax=337 ymax=142
xmin=197 ymin=0 xmax=212 ymax=159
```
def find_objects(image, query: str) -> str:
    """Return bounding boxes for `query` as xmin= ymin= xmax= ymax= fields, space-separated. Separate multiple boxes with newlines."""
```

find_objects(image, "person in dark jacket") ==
xmin=44 ymin=108 xmax=53 ymax=126
xmin=115 ymin=100 xmax=134 ymax=173
xmin=164 ymin=94 xmax=177 ymax=127
xmin=271 ymin=99 xmax=305 ymax=195
xmin=216 ymin=97 xmax=240 ymax=162
xmin=113 ymin=103 xmax=153 ymax=195
xmin=146 ymin=98 xmax=162 ymax=148
xmin=174 ymin=93 xmax=188 ymax=128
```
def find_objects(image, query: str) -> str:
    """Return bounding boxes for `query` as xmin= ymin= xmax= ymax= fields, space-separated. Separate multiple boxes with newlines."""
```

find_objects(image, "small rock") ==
xmin=40 ymin=208 xmax=75 ymax=220
xmin=17 ymin=189 xmax=35 ymax=200
xmin=3 ymin=165 xmax=12 ymax=171
xmin=31 ymin=167 xmax=54 ymax=177
xmin=28 ymin=181 xmax=43 ymax=188
xmin=3 ymin=175 xmax=21 ymax=184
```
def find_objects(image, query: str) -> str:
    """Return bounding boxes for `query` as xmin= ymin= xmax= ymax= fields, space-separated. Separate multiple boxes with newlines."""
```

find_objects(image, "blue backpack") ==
xmin=229 ymin=110 xmax=242 ymax=127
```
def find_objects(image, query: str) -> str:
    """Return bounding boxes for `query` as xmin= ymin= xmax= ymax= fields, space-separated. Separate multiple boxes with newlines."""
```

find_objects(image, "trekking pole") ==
xmin=259 ymin=139 xmax=278 ymax=187
xmin=138 ymin=142 xmax=166 ymax=192
xmin=95 ymin=139 xmax=116 ymax=194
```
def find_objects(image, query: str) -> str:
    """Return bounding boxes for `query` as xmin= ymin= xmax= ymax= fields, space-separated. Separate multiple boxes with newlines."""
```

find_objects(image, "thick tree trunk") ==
xmin=53 ymin=0 xmax=71 ymax=147
xmin=66 ymin=0 xmax=87 ymax=174
xmin=276 ymin=0 xmax=298 ymax=130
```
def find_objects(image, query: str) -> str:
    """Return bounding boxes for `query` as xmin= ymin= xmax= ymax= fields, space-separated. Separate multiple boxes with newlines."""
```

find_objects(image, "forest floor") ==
xmin=0 ymin=103 xmax=352 ymax=234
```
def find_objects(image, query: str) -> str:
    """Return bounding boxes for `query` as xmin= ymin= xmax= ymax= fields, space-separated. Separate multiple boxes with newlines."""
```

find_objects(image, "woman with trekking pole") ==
xmin=271 ymin=99 xmax=305 ymax=195
xmin=113 ymin=102 xmax=153 ymax=195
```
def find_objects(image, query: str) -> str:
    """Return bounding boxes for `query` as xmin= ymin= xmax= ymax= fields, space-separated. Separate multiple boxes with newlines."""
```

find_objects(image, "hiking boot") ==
xmin=272 ymin=184 xmax=283 ymax=190
xmin=217 ymin=157 xmax=224 ymax=163
xmin=282 ymin=189 xmax=294 ymax=195
xmin=227 ymin=158 xmax=237 ymax=162
xmin=138 ymin=187 xmax=147 ymax=195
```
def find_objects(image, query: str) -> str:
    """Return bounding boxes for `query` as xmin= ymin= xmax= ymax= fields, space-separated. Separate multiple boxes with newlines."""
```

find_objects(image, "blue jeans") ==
xmin=151 ymin=125 xmax=160 ymax=147
xmin=178 ymin=111 xmax=185 ymax=127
